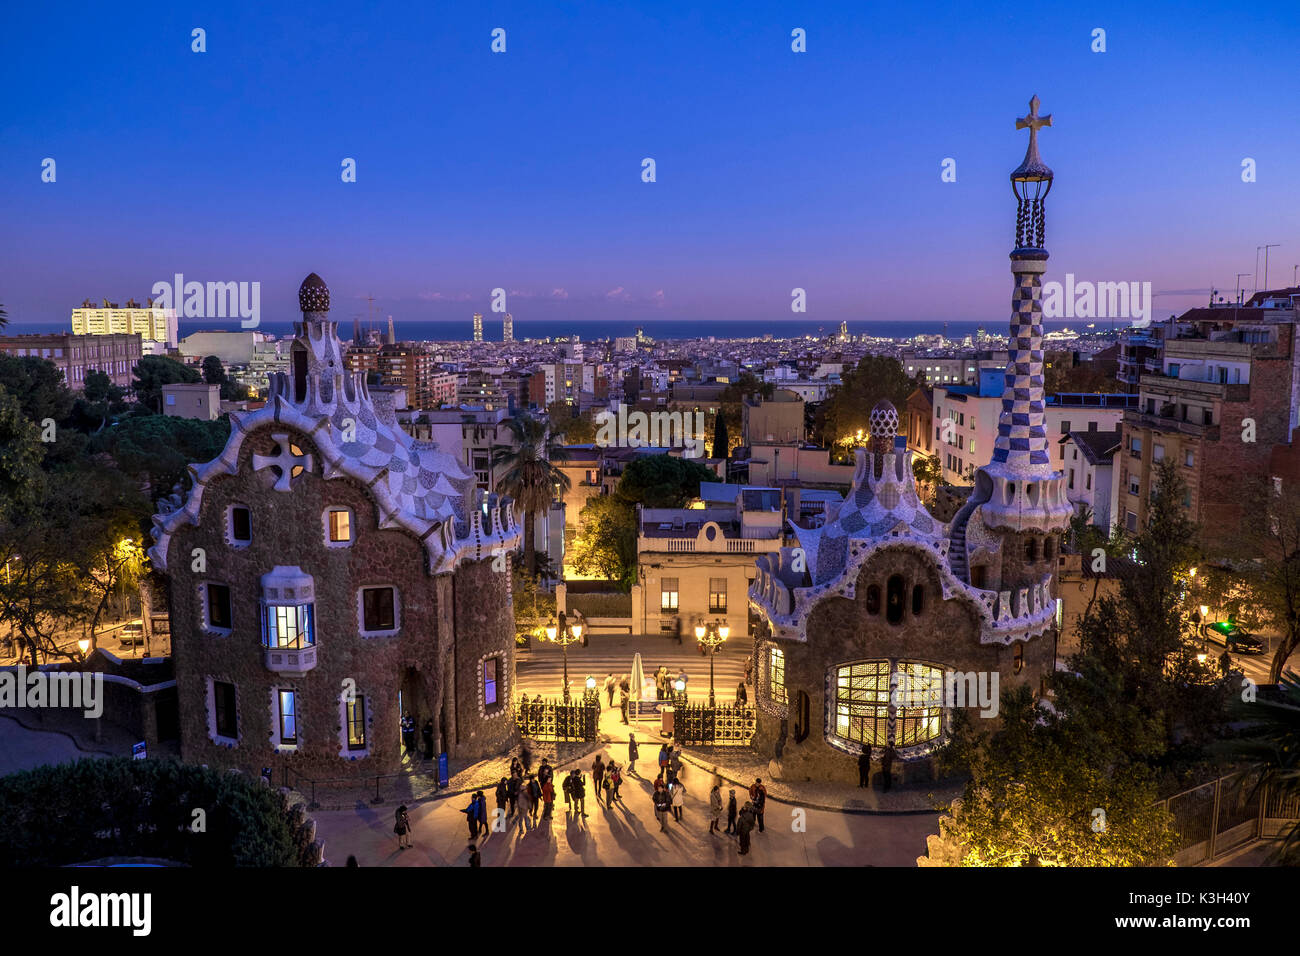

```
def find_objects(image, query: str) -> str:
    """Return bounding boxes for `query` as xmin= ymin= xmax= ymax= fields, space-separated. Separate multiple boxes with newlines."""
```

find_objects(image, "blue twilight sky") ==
xmin=1 ymin=0 xmax=1298 ymax=331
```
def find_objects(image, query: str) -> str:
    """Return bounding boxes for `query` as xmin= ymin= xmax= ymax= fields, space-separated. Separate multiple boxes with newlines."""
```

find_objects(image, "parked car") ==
xmin=1205 ymin=621 xmax=1265 ymax=655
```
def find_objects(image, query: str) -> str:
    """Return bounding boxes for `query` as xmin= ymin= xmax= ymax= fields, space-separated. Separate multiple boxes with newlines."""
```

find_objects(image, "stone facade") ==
xmin=149 ymin=274 xmax=522 ymax=780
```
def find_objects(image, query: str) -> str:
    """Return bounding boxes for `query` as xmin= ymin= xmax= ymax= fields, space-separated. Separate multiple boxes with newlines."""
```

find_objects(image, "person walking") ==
xmin=736 ymin=681 xmax=748 ymax=705
xmin=619 ymin=687 xmax=629 ymax=724
xmin=515 ymin=783 xmax=533 ymax=834
xmin=394 ymin=804 xmax=412 ymax=849
xmin=542 ymin=777 xmax=555 ymax=818
xmin=726 ymin=789 xmax=738 ymax=835
xmin=527 ymin=774 xmax=542 ymax=822
xmin=627 ymin=734 xmax=639 ymax=776
xmin=673 ymin=618 xmax=683 ymax=645
xmin=421 ymin=719 xmax=434 ymax=760
xmin=744 ymin=656 xmax=753 ymax=685
xmin=881 ymin=745 xmax=896 ymax=793
xmin=562 ymin=771 xmax=573 ymax=813
xmin=709 ymin=783 xmax=722 ymax=834
xmin=538 ymin=757 xmax=553 ymax=788
xmin=591 ymin=754 xmax=606 ymax=807
xmin=467 ymin=843 xmax=480 ymax=867
xmin=653 ymin=785 xmax=671 ymax=832
xmin=604 ymin=673 xmax=617 ymax=707
xmin=495 ymin=778 xmax=508 ymax=819
xmin=749 ymin=779 xmax=767 ymax=833
xmin=520 ymin=742 xmax=533 ymax=774
xmin=670 ymin=778 xmax=687 ymax=822
xmin=668 ymin=746 xmax=682 ymax=784
xmin=658 ymin=743 xmax=670 ymax=782
xmin=736 ymin=801 xmax=755 ymax=855
xmin=475 ymin=790 xmax=490 ymax=837
xmin=858 ymin=745 xmax=872 ymax=789
xmin=609 ymin=761 xmax=623 ymax=802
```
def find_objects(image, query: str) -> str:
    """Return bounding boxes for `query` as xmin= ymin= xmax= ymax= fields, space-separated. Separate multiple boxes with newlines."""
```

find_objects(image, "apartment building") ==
xmin=0 ymin=332 xmax=142 ymax=391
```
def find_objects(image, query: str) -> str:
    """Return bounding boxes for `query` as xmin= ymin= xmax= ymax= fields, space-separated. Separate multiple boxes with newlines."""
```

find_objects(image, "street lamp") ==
xmin=77 ymin=638 xmax=90 ymax=659
xmin=694 ymin=620 xmax=731 ymax=706
xmin=543 ymin=618 xmax=583 ymax=701
xmin=672 ymin=677 xmax=687 ymax=707
xmin=584 ymin=675 xmax=598 ymax=705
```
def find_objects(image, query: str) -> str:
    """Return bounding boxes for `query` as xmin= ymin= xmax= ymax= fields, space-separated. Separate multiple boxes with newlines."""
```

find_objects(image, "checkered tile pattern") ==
xmin=992 ymin=271 xmax=1050 ymax=469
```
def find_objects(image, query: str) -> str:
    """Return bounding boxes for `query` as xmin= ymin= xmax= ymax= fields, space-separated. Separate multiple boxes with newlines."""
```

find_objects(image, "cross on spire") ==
xmin=1015 ymin=95 xmax=1052 ymax=169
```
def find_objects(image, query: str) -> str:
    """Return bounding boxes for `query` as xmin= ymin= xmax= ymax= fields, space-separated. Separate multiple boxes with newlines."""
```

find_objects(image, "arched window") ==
xmin=886 ymin=575 xmax=905 ymax=624
xmin=1025 ymin=538 xmax=1038 ymax=562
xmin=865 ymin=585 xmax=881 ymax=615
xmin=831 ymin=660 xmax=943 ymax=750
xmin=911 ymin=583 xmax=924 ymax=616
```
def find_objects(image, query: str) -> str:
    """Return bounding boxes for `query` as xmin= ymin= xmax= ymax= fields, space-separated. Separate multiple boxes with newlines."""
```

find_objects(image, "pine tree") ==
xmin=712 ymin=412 xmax=729 ymax=460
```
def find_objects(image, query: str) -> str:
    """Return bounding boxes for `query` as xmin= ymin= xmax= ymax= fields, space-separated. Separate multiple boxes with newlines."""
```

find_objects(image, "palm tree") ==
xmin=491 ymin=412 xmax=571 ymax=576
xmin=1225 ymin=671 xmax=1300 ymax=864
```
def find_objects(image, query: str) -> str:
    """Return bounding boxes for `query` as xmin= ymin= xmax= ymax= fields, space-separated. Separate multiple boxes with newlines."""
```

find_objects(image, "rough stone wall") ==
xmin=450 ymin=556 xmax=519 ymax=760
xmin=165 ymin=424 xmax=472 ymax=779
xmin=753 ymin=546 xmax=1054 ymax=784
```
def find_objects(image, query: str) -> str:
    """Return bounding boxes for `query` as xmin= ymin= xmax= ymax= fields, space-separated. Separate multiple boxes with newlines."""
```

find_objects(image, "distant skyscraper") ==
xmin=502 ymin=312 xmax=513 ymax=342
xmin=387 ymin=315 xmax=396 ymax=345
xmin=353 ymin=317 xmax=362 ymax=344
xmin=838 ymin=320 xmax=848 ymax=341
xmin=472 ymin=312 xmax=484 ymax=342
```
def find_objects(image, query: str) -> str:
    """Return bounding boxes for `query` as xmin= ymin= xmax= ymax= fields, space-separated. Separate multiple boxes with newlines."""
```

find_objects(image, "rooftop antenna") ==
xmin=1235 ymin=273 xmax=1251 ymax=306
xmin=1262 ymin=244 xmax=1281 ymax=295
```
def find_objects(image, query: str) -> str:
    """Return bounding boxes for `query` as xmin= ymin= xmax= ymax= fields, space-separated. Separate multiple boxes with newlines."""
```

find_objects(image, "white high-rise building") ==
xmin=72 ymin=297 xmax=178 ymax=349
xmin=472 ymin=312 xmax=484 ymax=342
xmin=502 ymin=312 xmax=513 ymax=342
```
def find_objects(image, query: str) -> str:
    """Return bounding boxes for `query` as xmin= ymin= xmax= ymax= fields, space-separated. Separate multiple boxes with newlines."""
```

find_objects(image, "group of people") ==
xmin=400 ymin=712 xmax=436 ymax=761
xmin=856 ymin=744 xmax=897 ymax=792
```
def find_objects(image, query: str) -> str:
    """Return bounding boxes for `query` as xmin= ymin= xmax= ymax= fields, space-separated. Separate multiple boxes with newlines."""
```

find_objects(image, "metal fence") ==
xmin=672 ymin=702 xmax=756 ymax=746
xmin=516 ymin=696 xmax=599 ymax=742
xmin=1162 ymin=771 xmax=1298 ymax=865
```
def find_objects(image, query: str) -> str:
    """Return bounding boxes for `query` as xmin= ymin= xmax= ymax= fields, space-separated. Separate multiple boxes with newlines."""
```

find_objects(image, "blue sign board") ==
xmin=437 ymin=752 xmax=449 ymax=789
xmin=132 ymin=741 xmax=146 ymax=760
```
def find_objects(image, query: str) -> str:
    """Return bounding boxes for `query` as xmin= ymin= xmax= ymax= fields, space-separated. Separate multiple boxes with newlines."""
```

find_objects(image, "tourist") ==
xmin=602 ymin=771 xmax=613 ymax=807
xmin=859 ymin=745 xmax=872 ymax=789
xmin=668 ymin=746 xmax=682 ymax=783
xmin=658 ymin=743 xmax=670 ymax=780
xmin=653 ymin=785 xmax=671 ymax=832
xmin=521 ymin=741 xmax=533 ymax=774
xmin=604 ymin=673 xmax=617 ymax=706
xmin=744 ymin=656 xmax=753 ymax=685
xmin=507 ymin=773 xmax=521 ymax=815
xmin=401 ymin=713 xmax=416 ymax=756
xmin=538 ymin=757 xmax=553 ymax=787
xmin=670 ymin=777 xmax=687 ymax=822
xmin=591 ymin=754 xmax=606 ymax=806
xmin=542 ymin=776 xmax=556 ymax=818
xmin=509 ymin=756 xmax=524 ymax=779
xmin=516 ymin=782 xmax=533 ymax=834
xmin=749 ymin=778 xmax=767 ymax=832
xmin=468 ymin=843 xmax=480 ymax=867
xmin=561 ymin=771 xmax=573 ymax=811
xmin=475 ymin=791 xmax=490 ymax=837
xmin=527 ymin=774 xmax=542 ymax=821
xmin=609 ymin=761 xmax=623 ymax=801
xmin=736 ymin=681 xmax=748 ymax=706
xmin=736 ymin=801 xmax=755 ymax=855
xmin=394 ymin=804 xmax=412 ymax=849
xmin=570 ymin=770 xmax=588 ymax=817
xmin=422 ymin=719 xmax=434 ymax=760
xmin=462 ymin=795 xmax=480 ymax=838
xmin=619 ymin=688 xmax=629 ymax=724
xmin=726 ymin=789 xmax=738 ymax=834
xmin=709 ymin=783 xmax=722 ymax=834
xmin=495 ymin=778 xmax=508 ymax=818
xmin=627 ymin=734 xmax=639 ymax=775
xmin=881 ymin=745 xmax=896 ymax=792
xmin=619 ymin=673 xmax=630 ymax=694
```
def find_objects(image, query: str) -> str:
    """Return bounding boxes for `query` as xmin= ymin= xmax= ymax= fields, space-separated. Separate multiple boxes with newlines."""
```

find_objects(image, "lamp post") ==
xmin=672 ymin=677 xmax=687 ymax=707
xmin=584 ymin=675 xmax=598 ymax=705
xmin=694 ymin=620 xmax=731 ymax=706
xmin=543 ymin=618 xmax=583 ymax=701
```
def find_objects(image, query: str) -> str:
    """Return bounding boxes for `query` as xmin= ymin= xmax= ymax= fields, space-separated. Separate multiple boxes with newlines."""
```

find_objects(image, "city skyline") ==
xmin=4 ymin=0 xmax=1299 ymax=328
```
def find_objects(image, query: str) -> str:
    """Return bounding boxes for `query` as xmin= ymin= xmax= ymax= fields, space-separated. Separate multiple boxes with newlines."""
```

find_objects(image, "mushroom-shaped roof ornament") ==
xmin=299 ymin=272 xmax=330 ymax=313
xmin=1010 ymin=95 xmax=1054 ymax=252
xmin=868 ymin=399 xmax=899 ymax=457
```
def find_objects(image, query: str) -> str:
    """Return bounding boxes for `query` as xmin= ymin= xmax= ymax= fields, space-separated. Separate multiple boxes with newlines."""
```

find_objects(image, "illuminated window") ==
xmin=709 ymin=578 xmax=727 ymax=613
xmin=326 ymin=508 xmax=352 ymax=544
xmin=264 ymin=604 xmax=314 ymax=649
xmin=484 ymin=657 xmax=501 ymax=711
xmin=833 ymin=661 xmax=891 ymax=747
xmin=346 ymin=695 xmax=366 ymax=750
xmin=768 ymin=646 xmax=787 ymax=704
xmin=894 ymin=662 xmax=943 ymax=746
xmin=660 ymin=578 xmax=679 ymax=612
xmin=277 ymin=690 xmax=298 ymax=745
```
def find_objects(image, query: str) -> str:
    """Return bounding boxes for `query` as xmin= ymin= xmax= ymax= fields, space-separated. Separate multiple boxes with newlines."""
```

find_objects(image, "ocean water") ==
xmin=7 ymin=316 xmax=1115 ymax=343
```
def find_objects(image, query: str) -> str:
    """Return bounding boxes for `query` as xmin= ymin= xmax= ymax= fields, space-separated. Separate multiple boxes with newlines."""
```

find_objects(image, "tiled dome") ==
xmin=299 ymin=272 xmax=330 ymax=313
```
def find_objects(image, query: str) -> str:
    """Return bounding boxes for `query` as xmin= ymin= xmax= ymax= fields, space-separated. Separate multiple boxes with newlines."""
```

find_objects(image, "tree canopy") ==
xmin=817 ymin=355 xmax=918 ymax=445
xmin=615 ymin=454 xmax=715 ymax=508
xmin=132 ymin=355 xmax=200 ymax=412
